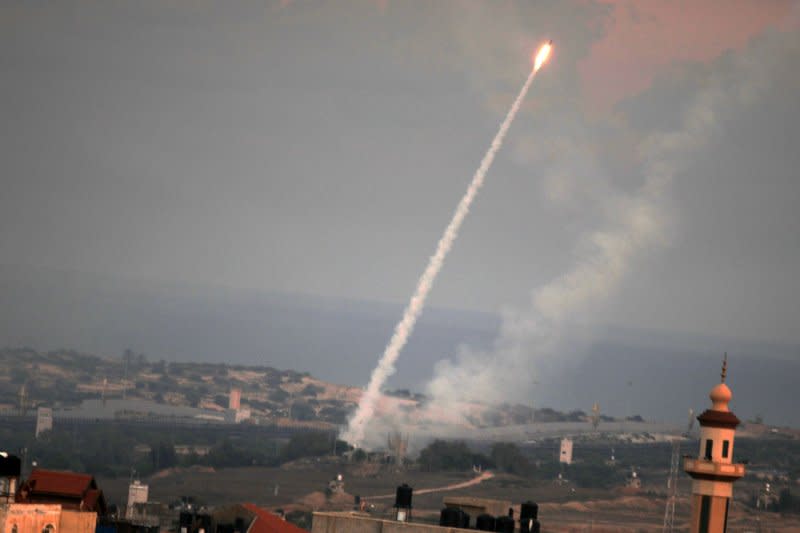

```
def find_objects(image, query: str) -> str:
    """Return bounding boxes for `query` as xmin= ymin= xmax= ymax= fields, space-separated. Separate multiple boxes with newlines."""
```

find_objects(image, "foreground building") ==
xmin=0 ymin=460 xmax=101 ymax=533
xmin=684 ymin=357 xmax=745 ymax=533
xmin=179 ymin=503 xmax=306 ymax=533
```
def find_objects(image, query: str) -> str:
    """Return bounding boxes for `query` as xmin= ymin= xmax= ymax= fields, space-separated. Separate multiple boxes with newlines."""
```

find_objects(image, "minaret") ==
xmin=684 ymin=354 xmax=745 ymax=533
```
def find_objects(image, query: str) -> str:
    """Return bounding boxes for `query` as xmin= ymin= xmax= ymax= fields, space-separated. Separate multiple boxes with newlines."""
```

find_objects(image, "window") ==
xmin=722 ymin=440 xmax=730 ymax=458
xmin=42 ymin=524 xmax=55 ymax=533
xmin=11 ymin=524 xmax=18 ymax=533
xmin=704 ymin=439 xmax=713 ymax=460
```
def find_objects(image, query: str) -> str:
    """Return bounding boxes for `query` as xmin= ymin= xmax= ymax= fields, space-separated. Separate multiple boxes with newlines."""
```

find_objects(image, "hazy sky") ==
xmin=2 ymin=1 xmax=799 ymax=344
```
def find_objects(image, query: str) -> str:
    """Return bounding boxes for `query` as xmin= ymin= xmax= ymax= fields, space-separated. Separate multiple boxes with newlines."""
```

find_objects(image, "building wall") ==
xmin=60 ymin=509 xmax=97 ymax=532
xmin=0 ymin=504 xmax=96 ymax=533
xmin=229 ymin=389 xmax=241 ymax=411
xmin=0 ymin=503 xmax=61 ymax=533
xmin=127 ymin=481 xmax=149 ymax=519
xmin=313 ymin=512 xmax=491 ymax=533
xmin=696 ymin=426 xmax=735 ymax=463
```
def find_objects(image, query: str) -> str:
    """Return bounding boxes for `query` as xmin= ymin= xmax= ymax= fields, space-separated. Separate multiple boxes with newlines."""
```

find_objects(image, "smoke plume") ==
xmin=341 ymin=53 xmax=551 ymax=447
xmin=420 ymin=33 xmax=789 ymax=421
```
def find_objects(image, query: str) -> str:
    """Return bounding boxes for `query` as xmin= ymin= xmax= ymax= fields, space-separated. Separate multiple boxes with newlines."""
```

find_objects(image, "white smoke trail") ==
xmin=341 ymin=53 xmax=551 ymax=447
xmin=422 ymin=32 xmax=790 ymax=417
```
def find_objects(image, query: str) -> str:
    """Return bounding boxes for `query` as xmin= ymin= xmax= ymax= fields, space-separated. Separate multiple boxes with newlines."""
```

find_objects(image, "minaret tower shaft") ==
xmin=684 ymin=354 xmax=745 ymax=533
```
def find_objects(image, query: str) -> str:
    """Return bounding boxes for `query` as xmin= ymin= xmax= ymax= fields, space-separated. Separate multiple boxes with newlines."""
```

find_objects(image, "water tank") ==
xmin=476 ymin=514 xmax=496 ymax=531
xmin=0 ymin=455 xmax=21 ymax=477
xmin=459 ymin=510 xmax=471 ymax=529
xmin=520 ymin=500 xmax=540 ymax=533
xmin=395 ymin=484 xmax=413 ymax=508
xmin=494 ymin=515 xmax=514 ymax=533
xmin=440 ymin=507 xmax=461 ymax=527
xmin=197 ymin=513 xmax=212 ymax=532
xmin=520 ymin=501 xmax=538 ymax=522
xmin=178 ymin=511 xmax=193 ymax=528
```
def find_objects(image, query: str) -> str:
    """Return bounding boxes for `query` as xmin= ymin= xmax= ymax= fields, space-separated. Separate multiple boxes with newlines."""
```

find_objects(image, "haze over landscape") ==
xmin=2 ymin=1 xmax=799 ymax=429
xmin=3 ymin=2 xmax=800 ymax=531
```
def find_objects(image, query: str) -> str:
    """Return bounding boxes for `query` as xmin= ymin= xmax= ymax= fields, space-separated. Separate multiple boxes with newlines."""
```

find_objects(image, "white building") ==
xmin=559 ymin=438 xmax=573 ymax=465
xmin=35 ymin=407 xmax=53 ymax=438
xmin=126 ymin=480 xmax=149 ymax=519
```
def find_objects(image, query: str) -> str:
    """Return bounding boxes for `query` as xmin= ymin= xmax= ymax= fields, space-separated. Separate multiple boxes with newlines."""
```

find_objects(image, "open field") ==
xmin=97 ymin=460 xmax=800 ymax=531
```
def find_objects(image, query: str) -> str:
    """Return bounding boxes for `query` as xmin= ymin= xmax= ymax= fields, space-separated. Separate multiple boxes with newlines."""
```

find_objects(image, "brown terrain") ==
xmin=95 ymin=459 xmax=800 ymax=532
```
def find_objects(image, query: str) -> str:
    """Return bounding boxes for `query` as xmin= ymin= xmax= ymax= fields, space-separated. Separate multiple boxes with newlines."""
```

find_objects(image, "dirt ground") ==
xmin=97 ymin=463 xmax=800 ymax=531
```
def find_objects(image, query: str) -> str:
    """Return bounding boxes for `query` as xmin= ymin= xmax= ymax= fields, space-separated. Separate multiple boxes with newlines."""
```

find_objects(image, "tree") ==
xmin=490 ymin=442 xmax=529 ymax=474
xmin=269 ymin=389 xmax=290 ymax=403
xmin=290 ymin=401 xmax=316 ymax=421
xmin=301 ymin=384 xmax=323 ymax=397
xmin=779 ymin=489 xmax=800 ymax=514
xmin=150 ymin=441 xmax=177 ymax=470
xmin=417 ymin=440 xmax=478 ymax=471
xmin=206 ymin=439 xmax=267 ymax=468
xmin=283 ymin=432 xmax=334 ymax=461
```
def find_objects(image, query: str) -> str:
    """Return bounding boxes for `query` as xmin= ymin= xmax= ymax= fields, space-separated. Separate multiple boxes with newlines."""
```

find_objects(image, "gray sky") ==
xmin=2 ymin=0 xmax=799 ymax=344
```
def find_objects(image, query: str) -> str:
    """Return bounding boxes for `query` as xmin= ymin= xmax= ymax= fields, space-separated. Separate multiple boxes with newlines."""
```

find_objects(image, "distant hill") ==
xmin=0 ymin=264 xmax=499 ymax=388
xmin=1 ymin=264 xmax=798 ymax=427
xmin=0 ymin=347 xmax=361 ymax=426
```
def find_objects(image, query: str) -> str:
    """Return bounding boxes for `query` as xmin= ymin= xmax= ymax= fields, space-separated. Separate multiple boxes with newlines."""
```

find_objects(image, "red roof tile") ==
xmin=26 ymin=469 xmax=95 ymax=497
xmin=241 ymin=503 xmax=307 ymax=533
xmin=20 ymin=469 xmax=107 ymax=514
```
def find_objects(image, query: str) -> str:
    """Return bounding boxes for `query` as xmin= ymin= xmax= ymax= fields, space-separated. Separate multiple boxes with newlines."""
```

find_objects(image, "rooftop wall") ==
xmin=312 ymin=512 xmax=473 ymax=533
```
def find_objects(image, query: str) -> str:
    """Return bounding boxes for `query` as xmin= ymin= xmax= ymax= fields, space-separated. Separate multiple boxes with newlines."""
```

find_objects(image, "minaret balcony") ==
xmin=683 ymin=457 xmax=745 ymax=481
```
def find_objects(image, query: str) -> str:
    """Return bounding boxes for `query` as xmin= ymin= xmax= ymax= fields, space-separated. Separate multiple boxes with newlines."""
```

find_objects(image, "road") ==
xmin=367 ymin=470 xmax=494 ymax=500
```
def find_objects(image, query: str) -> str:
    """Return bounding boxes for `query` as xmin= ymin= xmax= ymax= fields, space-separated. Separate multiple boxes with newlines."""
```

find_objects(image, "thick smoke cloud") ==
xmin=420 ymin=31 xmax=793 ymax=417
xmin=351 ymin=30 xmax=798 ymax=445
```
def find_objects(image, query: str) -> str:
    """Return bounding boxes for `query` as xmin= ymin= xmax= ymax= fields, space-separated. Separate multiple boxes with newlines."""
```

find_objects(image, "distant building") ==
xmin=56 ymin=398 xmax=245 ymax=424
xmin=127 ymin=500 xmax=169 ymax=530
xmin=684 ymin=356 xmax=745 ymax=533
xmin=173 ymin=444 xmax=211 ymax=457
xmin=224 ymin=407 xmax=251 ymax=424
xmin=0 ymin=462 xmax=102 ymax=533
xmin=229 ymin=388 xmax=241 ymax=411
xmin=126 ymin=480 xmax=148 ymax=519
xmin=626 ymin=469 xmax=642 ymax=490
xmin=328 ymin=474 xmax=345 ymax=495
xmin=559 ymin=438 xmax=573 ymax=465
xmin=35 ymin=407 xmax=53 ymax=438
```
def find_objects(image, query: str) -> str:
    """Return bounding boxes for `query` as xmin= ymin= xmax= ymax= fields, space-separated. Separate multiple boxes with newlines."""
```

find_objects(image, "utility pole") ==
xmin=662 ymin=439 xmax=680 ymax=532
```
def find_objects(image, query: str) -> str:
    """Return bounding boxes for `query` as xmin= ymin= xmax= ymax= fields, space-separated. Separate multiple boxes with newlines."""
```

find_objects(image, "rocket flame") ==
xmin=534 ymin=42 xmax=552 ymax=72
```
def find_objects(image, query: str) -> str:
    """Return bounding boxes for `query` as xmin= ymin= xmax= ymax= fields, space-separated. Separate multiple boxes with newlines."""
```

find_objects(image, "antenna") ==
xmin=663 ymin=438 xmax=680 ymax=532
xmin=721 ymin=353 xmax=728 ymax=383
xmin=18 ymin=384 xmax=27 ymax=416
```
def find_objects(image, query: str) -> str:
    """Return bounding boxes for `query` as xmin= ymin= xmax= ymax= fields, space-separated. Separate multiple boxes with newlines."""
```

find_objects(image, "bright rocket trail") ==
xmin=341 ymin=42 xmax=554 ymax=447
